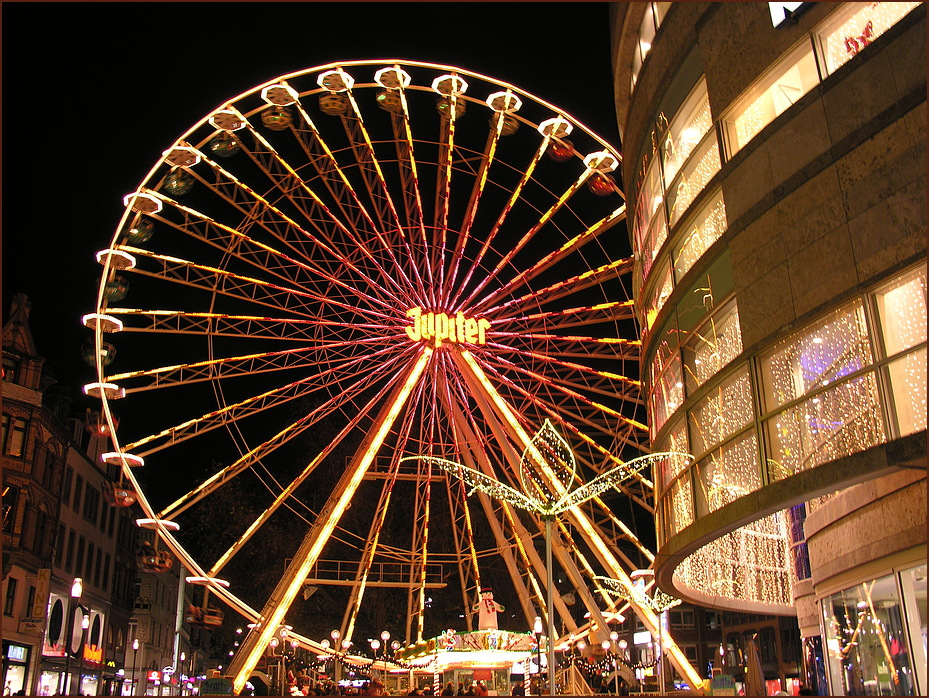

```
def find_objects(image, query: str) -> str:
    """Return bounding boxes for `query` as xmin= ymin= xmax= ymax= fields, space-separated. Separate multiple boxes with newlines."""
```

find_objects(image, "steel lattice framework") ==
xmin=84 ymin=60 xmax=705 ymax=692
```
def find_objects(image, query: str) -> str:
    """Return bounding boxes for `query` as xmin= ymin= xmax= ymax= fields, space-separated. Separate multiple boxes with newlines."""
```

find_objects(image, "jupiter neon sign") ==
xmin=405 ymin=307 xmax=490 ymax=347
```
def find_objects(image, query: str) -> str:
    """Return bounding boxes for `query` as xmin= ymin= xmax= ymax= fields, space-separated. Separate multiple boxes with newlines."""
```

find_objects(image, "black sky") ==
xmin=2 ymin=2 xmax=621 ymax=402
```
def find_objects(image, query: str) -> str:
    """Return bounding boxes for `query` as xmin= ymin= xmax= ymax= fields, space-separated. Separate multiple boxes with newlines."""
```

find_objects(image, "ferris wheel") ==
xmin=83 ymin=60 xmax=698 ymax=690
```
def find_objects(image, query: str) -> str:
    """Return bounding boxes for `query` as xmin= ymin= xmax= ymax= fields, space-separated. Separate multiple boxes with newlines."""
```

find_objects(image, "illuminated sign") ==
xmin=406 ymin=308 xmax=490 ymax=347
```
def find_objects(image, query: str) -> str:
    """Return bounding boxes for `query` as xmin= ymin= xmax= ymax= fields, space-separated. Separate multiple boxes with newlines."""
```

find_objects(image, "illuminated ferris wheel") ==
xmin=83 ymin=60 xmax=702 ymax=690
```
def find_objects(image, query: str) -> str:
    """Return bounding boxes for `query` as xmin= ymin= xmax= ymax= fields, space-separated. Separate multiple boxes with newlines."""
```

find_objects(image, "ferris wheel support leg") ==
xmin=225 ymin=347 xmax=433 ymax=695
xmin=452 ymin=349 xmax=707 ymax=692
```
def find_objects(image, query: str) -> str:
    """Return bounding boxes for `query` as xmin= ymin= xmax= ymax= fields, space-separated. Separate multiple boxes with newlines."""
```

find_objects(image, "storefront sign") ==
xmin=33 ymin=569 xmax=51 ymax=617
xmin=18 ymin=617 xmax=45 ymax=633
xmin=405 ymin=308 xmax=490 ymax=347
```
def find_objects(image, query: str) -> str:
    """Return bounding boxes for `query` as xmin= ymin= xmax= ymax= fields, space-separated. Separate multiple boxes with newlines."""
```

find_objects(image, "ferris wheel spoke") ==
xmin=158 ymin=345 xmax=420 ymax=521
xmin=337 ymin=86 xmax=428 ymax=295
xmin=476 ymin=206 xmax=627 ymax=313
xmin=208 ymin=374 xmax=414 ymax=580
xmin=139 ymin=193 xmax=403 ymax=312
xmin=100 ymin=309 xmax=349 ymax=342
xmin=463 ymin=353 xmax=651 ymax=494
xmin=467 ymin=169 xmax=594 ymax=313
xmin=116 ymin=246 xmax=396 ymax=323
xmin=489 ymin=299 xmax=637 ymax=334
xmin=290 ymin=101 xmax=414 ymax=267
xmin=201 ymin=112 xmax=414 ymax=303
xmin=481 ymin=257 xmax=635 ymax=317
xmin=480 ymin=343 xmax=641 ymax=405
xmin=442 ymin=119 xmax=505 ymax=303
xmin=105 ymin=335 xmax=403 ymax=393
xmin=121 ymin=342 xmax=405 ymax=456
xmin=451 ymin=136 xmax=551 ymax=310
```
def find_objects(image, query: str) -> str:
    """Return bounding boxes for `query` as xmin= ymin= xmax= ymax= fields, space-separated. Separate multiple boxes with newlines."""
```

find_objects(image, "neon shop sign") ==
xmin=405 ymin=307 xmax=490 ymax=347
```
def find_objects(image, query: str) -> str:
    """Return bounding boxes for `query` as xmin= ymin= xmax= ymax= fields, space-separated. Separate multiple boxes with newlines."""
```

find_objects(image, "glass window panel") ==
xmin=667 ymin=137 xmax=721 ymax=227
xmin=683 ymin=301 xmax=743 ymax=392
xmin=677 ymin=249 xmax=735 ymax=333
xmin=634 ymin=159 xmax=666 ymax=257
xmin=662 ymin=79 xmax=714 ymax=187
xmin=645 ymin=263 xmax=674 ymax=333
xmin=8 ymin=417 xmax=27 ymax=457
xmin=765 ymin=372 xmax=886 ymax=478
xmin=688 ymin=366 xmax=753 ymax=457
xmin=761 ymin=301 xmax=872 ymax=411
xmin=875 ymin=266 xmax=927 ymax=357
xmin=673 ymin=190 xmax=728 ymax=281
xmin=899 ymin=564 xmax=928 ymax=694
xmin=699 ymin=431 xmax=761 ymax=513
xmin=818 ymin=2 xmax=922 ymax=76
xmin=730 ymin=48 xmax=819 ymax=154
xmin=823 ymin=573 xmax=920 ymax=696
xmin=887 ymin=347 xmax=927 ymax=437
xmin=650 ymin=355 xmax=684 ymax=438
xmin=654 ymin=417 xmax=689 ymax=490
xmin=642 ymin=210 xmax=669 ymax=284
xmin=667 ymin=476 xmax=694 ymax=538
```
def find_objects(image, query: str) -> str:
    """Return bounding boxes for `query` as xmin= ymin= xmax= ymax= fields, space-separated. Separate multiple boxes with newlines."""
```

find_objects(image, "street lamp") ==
xmin=78 ymin=614 xmax=90 ymax=696
xmin=533 ymin=616 xmax=544 ymax=697
xmin=131 ymin=639 xmax=140 ymax=696
xmin=62 ymin=578 xmax=83 ymax=695
xmin=609 ymin=632 xmax=620 ymax=696
xmin=179 ymin=652 xmax=186 ymax=696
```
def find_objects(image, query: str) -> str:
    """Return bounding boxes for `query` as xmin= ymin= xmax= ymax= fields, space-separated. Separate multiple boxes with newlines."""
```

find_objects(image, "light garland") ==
xmin=402 ymin=420 xmax=680 ymax=517
xmin=674 ymin=511 xmax=793 ymax=607
xmin=593 ymin=575 xmax=682 ymax=614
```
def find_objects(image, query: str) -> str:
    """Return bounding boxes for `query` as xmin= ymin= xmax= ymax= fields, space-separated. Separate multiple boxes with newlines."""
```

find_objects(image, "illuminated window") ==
xmin=672 ymin=190 xmax=728 ymax=282
xmin=649 ymin=353 xmax=683 ymax=438
xmin=636 ymin=78 xmax=721 ymax=317
xmin=1 ymin=355 xmax=19 ymax=383
xmin=874 ymin=266 xmax=928 ymax=436
xmin=688 ymin=366 xmax=753 ymax=458
xmin=4 ymin=416 xmax=28 ymax=457
xmin=662 ymin=81 xmax=715 ymax=188
xmin=760 ymin=302 xmax=873 ymax=411
xmin=822 ymin=570 xmax=920 ymax=696
xmin=816 ymin=2 xmax=922 ymax=76
xmin=724 ymin=45 xmax=820 ymax=156
xmin=761 ymin=302 xmax=887 ymax=478
xmin=698 ymin=431 xmax=761 ymax=513
xmin=683 ymin=301 xmax=742 ymax=393
xmin=631 ymin=2 xmax=672 ymax=91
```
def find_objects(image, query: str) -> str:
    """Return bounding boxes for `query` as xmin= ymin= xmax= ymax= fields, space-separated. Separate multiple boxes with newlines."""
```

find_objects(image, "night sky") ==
xmin=2 ymin=1 xmax=622 ymax=399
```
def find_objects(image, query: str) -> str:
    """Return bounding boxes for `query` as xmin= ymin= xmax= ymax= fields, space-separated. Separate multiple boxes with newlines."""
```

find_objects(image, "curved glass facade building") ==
xmin=611 ymin=3 xmax=926 ymax=694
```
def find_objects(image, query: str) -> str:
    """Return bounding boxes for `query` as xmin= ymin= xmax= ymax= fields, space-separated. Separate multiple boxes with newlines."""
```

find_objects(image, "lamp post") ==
xmin=131 ymin=639 xmax=140 ymax=696
xmin=609 ymin=632 xmax=620 ymax=696
xmin=62 ymin=578 xmax=83 ymax=695
xmin=78 ymin=614 xmax=90 ymax=696
xmin=179 ymin=652 xmax=186 ymax=696
xmin=533 ymin=616 xmax=543 ymax=697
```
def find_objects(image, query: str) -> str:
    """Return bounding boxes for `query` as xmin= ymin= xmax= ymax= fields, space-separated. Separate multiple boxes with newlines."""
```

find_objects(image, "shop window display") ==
xmin=817 ymin=2 xmax=922 ymax=76
xmin=823 ymin=570 xmax=923 ymax=696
